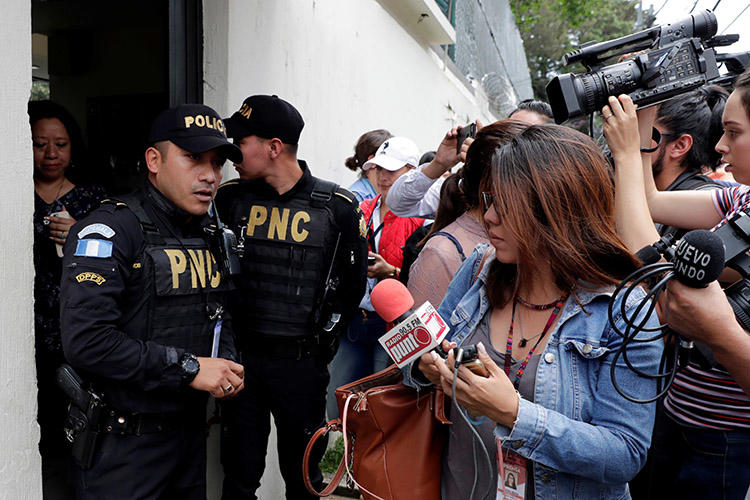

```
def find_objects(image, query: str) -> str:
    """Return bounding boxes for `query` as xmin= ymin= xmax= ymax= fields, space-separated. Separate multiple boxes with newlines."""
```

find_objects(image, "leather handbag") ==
xmin=303 ymin=364 xmax=450 ymax=499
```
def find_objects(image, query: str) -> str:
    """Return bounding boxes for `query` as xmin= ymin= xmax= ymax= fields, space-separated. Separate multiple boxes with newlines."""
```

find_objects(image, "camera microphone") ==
xmin=370 ymin=279 xmax=450 ymax=367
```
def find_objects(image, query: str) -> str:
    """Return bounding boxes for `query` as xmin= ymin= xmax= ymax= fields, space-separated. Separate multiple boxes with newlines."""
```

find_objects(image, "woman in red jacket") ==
xmin=326 ymin=137 xmax=425 ymax=419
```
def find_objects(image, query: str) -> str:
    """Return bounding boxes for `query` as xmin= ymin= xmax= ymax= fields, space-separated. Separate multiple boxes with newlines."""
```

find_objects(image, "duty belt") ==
xmin=98 ymin=409 xmax=202 ymax=436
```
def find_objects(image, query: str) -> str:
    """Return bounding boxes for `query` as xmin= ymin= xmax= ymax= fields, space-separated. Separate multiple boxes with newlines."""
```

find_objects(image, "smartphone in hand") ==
xmin=456 ymin=123 xmax=477 ymax=154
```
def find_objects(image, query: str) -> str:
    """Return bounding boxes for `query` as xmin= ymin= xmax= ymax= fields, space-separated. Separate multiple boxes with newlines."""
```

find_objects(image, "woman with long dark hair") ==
xmin=406 ymin=125 xmax=662 ymax=499
xmin=29 ymin=100 xmax=105 ymax=499
xmin=407 ymin=121 xmax=526 ymax=308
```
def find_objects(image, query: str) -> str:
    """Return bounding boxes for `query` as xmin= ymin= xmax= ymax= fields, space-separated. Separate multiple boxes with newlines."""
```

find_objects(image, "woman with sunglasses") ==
xmin=405 ymin=124 xmax=663 ymax=499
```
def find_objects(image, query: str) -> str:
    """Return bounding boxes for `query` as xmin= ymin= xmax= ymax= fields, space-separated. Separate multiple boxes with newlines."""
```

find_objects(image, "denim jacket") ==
xmin=404 ymin=245 xmax=664 ymax=499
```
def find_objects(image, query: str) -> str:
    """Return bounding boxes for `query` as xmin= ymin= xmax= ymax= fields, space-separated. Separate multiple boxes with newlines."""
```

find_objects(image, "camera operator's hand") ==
xmin=434 ymin=342 xmax=519 ymax=427
xmin=661 ymin=280 xmax=750 ymax=394
xmin=367 ymin=251 xmax=398 ymax=279
xmin=190 ymin=357 xmax=245 ymax=399
xmin=602 ymin=95 xmax=641 ymax=162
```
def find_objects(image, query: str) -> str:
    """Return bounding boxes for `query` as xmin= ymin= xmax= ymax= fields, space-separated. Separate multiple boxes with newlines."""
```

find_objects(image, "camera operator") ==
xmin=605 ymin=80 xmax=750 ymax=499
xmin=385 ymin=100 xmax=553 ymax=219
xmin=650 ymin=86 xmax=728 ymax=239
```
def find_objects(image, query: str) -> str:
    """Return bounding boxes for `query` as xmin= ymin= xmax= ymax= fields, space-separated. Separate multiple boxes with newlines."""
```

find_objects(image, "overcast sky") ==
xmin=642 ymin=0 xmax=749 ymax=57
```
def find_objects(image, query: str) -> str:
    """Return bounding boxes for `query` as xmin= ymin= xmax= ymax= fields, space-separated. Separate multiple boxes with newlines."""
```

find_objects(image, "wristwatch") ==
xmin=178 ymin=353 xmax=200 ymax=385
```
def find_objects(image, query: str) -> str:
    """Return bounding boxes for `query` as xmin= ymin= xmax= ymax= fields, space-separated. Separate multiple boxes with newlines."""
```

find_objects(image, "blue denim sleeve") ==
xmin=494 ymin=290 xmax=664 ymax=484
xmin=402 ymin=246 xmax=484 ymax=389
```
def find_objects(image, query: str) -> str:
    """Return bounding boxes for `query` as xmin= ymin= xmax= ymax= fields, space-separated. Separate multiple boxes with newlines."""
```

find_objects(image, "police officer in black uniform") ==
xmin=215 ymin=95 xmax=368 ymax=499
xmin=60 ymin=104 xmax=245 ymax=499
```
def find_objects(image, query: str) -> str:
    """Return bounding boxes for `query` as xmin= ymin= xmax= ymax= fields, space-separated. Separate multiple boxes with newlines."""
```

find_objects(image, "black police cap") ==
xmin=149 ymin=104 xmax=243 ymax=164
xmin=224 ymin=95 xmax=304 ymax=145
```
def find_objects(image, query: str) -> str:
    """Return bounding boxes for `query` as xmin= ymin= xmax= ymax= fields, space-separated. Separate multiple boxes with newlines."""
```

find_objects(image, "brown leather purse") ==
xmin=303 ymin=364 xmax=450 ymax=499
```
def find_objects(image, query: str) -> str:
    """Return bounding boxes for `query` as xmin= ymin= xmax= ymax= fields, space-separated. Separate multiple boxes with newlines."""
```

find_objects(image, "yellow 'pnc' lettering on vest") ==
xmin=246 ymin=205 xmax=311 ymax=242
xmin=164 ymin=249 xmax=222 ymax=289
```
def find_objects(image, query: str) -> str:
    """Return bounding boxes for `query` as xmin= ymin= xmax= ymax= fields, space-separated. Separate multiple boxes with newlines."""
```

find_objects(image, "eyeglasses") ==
xmin=481 ymin=191 xmax=495 ymax=212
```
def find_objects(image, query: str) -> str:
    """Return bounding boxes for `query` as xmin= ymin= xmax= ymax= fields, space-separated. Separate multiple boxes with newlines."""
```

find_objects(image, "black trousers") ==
xmin=72 ymin=421 xmax=206 ymax=500
xmin=220 ymin=352 xmax=330 ymax=500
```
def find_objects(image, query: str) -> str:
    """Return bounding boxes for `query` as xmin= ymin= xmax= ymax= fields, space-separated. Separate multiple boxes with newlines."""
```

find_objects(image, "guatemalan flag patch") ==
xmin=74 ymin=239 xmax=113 ymax=258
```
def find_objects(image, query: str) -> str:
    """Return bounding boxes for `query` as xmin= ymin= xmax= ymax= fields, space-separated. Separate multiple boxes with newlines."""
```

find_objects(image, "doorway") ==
xmin=31 ymin=0 xmax=202 ymax=194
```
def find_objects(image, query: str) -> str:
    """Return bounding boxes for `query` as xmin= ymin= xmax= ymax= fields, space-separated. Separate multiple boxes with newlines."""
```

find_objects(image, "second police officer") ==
xmin=59 ymin=104 xmax=245 ymax=499
xmin=215 ymin=95 xmax=368 ymax=499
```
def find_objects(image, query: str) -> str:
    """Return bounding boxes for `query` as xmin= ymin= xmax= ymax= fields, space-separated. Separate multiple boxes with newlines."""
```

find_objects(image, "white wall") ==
xmin=205 ymin=0 xmax=496 ymax=186
xmin=202 ymin=2 xmax=497 ymax=497
xmin=0 ymin=1 xmax=43 ymax=498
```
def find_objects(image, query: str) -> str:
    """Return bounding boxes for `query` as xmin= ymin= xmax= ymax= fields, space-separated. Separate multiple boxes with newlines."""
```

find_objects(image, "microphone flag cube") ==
xmin=378 ymin=302 xmax=449 ymax=368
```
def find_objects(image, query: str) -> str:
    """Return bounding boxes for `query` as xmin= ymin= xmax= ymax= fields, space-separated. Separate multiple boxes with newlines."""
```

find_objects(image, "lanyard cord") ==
xmin=504 ymin=294 xmax=567 ymax=389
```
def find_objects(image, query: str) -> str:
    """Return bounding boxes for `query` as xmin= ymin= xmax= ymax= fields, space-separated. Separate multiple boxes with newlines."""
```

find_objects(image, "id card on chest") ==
xmin=496 ymin=440 xmax=527 ymax=500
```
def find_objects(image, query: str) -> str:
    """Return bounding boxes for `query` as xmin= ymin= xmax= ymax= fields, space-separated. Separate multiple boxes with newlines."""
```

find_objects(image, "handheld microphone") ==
xmin=671 ymin=230 xmax=725 ymax=287
xmin=370 ymin=279 xmax=449 ymax=368
xmin=669 ymin=230 xmax=725 ymax=366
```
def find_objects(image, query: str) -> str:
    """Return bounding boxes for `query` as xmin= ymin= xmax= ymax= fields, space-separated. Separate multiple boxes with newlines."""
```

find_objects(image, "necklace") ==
xmin=37 ymin=177 xmax=67 ymax=207
xmin=515 ymin=295 xmax=559 ymax=310
xmin=504 ymin=293 xmax=568 ymax=388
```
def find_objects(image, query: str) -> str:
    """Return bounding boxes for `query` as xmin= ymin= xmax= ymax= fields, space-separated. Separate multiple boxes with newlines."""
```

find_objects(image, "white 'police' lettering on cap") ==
xmin=74 ymin=239 xmax=113 ymax=258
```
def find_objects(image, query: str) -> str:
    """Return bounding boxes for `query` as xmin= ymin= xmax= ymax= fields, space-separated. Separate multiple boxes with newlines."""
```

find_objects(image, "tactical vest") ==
xmin=114 ymin=193 xmax=230 ymax=356
xmin=229 ymin=179 xmax=339 ymax=338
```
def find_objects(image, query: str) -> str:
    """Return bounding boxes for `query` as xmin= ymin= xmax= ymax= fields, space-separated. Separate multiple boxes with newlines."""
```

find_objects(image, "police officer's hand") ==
xmin=367 ymin=252 xmax=397 ymax=279
xmin=190 ymin=357 xmax=245 ymax=399
xmin=45 ymin=206 xmax=77 ymax=245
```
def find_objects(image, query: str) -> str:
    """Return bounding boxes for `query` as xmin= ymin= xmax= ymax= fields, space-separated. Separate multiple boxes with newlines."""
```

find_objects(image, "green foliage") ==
xmin=30 ymin=80 xmax=50 ymax=101
xmin=511 ymin=0 xmax=656 ymax=99
xmin=320 ymin=434 xmax=344 ymax=474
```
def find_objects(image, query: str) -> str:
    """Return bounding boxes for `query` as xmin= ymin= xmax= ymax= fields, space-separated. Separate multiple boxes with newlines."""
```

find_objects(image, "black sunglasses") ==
xmin=481 ymin=191 xmax=495 ymax=212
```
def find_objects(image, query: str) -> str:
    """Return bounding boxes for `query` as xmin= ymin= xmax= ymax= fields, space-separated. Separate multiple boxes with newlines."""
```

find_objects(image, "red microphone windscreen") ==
xmin=370 ymin=279 xmax=414 ymax=322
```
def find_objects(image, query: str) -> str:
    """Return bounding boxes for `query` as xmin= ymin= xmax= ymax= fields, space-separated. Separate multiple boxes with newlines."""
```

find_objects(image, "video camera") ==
xmin=707 ymin=210 xmax=750 ymax=331
xmin=546 ymin=10 xmax=739 ymax=123
xmin=712 ymin=50 xmax=750 ymax=90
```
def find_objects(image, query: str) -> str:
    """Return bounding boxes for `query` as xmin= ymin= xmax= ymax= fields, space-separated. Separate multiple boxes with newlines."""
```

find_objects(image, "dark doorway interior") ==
xmin=32 ymin=0 xmax=202 ymax=195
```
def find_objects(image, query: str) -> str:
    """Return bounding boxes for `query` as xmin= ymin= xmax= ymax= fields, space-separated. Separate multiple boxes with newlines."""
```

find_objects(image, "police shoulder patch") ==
xmin=359 ymin=212 xmax=368 ymax=239
xmin=78 ymin=223 xmax=116 ymax=239
xmin=75 ymin=272 xmax=106 ymax=285
xmin=74 ymin=239 xmax=113 ymax=258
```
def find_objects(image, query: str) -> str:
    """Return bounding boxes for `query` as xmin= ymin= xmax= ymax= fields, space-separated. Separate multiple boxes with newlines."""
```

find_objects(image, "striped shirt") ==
xmin=663 ymin=186 xmax=750 ymax=430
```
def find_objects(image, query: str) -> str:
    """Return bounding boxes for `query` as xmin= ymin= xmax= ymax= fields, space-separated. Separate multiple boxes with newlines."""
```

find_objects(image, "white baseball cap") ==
xmin=363 ymin=136 xmax=420 ymax=171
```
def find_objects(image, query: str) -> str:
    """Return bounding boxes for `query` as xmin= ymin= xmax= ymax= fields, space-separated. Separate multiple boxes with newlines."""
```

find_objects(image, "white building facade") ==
xmin=1 ymin=1 xmax=531 ymax=497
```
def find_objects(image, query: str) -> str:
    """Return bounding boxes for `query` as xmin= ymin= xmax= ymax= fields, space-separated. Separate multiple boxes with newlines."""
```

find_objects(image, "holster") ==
xmin=64 ymin=405 xmax=99 ymax=470
xmin=57 ymin=364 xmax=103 ymax=470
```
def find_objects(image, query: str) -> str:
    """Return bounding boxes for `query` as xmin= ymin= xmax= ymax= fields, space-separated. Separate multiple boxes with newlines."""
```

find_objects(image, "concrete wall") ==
xmin=204 ymin=0 xmax=499 ymax=186
xmin=0 ymin=1 xmax=43 ymax=498
xmin=202 ymin=1 xmax=510 ymax=496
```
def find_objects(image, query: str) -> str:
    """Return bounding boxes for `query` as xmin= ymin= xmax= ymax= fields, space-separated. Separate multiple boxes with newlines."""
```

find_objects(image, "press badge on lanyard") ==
xmin=210 ymin=305 xmax=224 ymax=358
xmin=496 ymin=442 xmax=527 ymax=500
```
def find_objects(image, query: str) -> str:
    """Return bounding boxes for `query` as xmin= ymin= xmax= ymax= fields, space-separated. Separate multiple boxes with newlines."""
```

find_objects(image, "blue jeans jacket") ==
xmin=404 ymin=245 xmax=664 ymax=499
